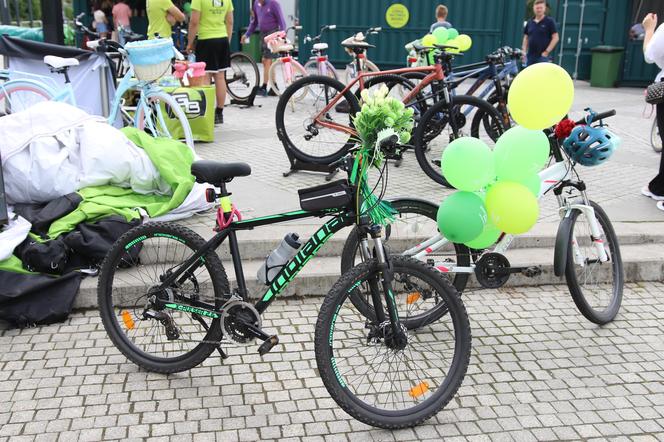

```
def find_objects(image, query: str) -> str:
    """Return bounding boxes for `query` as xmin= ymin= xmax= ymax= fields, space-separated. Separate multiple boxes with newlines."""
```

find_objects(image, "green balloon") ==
xmin=447 ymin=28 xmax=459 ymax=40
xmin=437 ymin=191 xmax=487 ymax=243
xmin=441 ymin=137 xmax=495 ymax=191
xmin=520 ymin=173 xmax=541 ymax=197
xmin=494 ymin=125 xmax=550 ymax=181
xmin=183 ymin=1 xmax=192 ymax=13
xmin=464 ymin=222 xmax=502 ymax=249
xmin=433 ymin=27 xmax=449 ymax=44
xmin=486 ymin=181 xmax=539 ymax=234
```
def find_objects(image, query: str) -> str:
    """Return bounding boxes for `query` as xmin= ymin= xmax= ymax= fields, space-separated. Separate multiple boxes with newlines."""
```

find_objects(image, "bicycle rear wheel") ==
xmin=651 ymin=118 xmax=662 ymax=153
xmin=315 ymin=256 xmax=471 ymax=429
xmin=226 ymin=52 xmax=260 ymax=101
xmin=134 ymin=90 xmax=195 ymax=150
xmin=98 ymin=222 xmax=230 ymax=373
xmin=564 ymin=201 xmax=623 ymax=324
xmin=276 ymin=75 xmax=360 ymax=164
xmin=0 ymin=79 xmax=55 ymax=116
xmin=414 ymin=95 xmax=505 ymax=187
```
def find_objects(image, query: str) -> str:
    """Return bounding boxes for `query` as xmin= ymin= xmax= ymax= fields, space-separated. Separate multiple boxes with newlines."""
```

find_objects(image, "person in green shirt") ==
xmin=146 ymin=0 xmax=185 ymax=39
xmin=187 ymin=0 xmax=234 ymax=124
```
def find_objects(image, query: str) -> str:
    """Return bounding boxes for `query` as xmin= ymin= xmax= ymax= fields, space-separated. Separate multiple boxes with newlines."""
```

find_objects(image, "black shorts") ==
xmin=195 ymin=37 xmax=231 ymax=72
xmin=260 ymin=28 xmax=280 ymax=59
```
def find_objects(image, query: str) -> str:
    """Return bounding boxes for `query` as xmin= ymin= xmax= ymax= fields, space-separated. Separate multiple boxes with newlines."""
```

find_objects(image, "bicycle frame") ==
xmin=151 ymin=207 xmax=354 ymax=318
xmin=313 ymin=63 xmax=446 ymax=136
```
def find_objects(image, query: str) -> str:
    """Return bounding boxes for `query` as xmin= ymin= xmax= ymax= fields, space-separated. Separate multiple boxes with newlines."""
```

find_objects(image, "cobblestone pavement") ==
xmin=195 ymin=80 xmax=661 ymax=223
xmin=1 ymin=282 xmax=663 ymax=441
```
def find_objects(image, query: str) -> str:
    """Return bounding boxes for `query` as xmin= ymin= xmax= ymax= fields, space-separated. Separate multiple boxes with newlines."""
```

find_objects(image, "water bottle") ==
xmin=188 ymin=53 xmax=196 ymax=63
xmin=257 ymin=233 xmax=301 ymax=285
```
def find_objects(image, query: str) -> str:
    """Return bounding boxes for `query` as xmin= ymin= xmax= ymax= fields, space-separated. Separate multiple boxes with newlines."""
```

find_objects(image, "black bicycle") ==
xmin=97 ymin=135 xmax=472 ymax=429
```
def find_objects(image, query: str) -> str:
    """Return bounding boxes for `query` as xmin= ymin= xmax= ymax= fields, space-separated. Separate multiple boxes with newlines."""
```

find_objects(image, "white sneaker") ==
xmin=657 ymin=201 xmax=664 ymax=212
xmin=641 ymin=185 xmax=664 ymax=201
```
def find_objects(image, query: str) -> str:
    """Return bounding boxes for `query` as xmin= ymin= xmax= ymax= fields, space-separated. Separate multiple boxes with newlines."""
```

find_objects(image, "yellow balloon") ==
xmin=485 ymin=181 xmax=539 ymax=234
xmin=455 ymin=34 xmax=472 ymax=52
xmin=507 ymin=63 xmax=574 ymax=130
xmin=421 ymin=34 xmax=437 ymax=47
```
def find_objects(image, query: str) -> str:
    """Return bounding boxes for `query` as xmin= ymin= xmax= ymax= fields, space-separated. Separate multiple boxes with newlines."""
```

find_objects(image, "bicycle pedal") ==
xmin=257 ymin=335 xmax=279 ymax=356
xmin=522 ymin=266 xmax=542 ymax=278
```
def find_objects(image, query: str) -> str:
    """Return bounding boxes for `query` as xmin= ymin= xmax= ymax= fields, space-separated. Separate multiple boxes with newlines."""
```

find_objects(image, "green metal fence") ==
xmin=298 ymin=0 xmax=525 ymax=68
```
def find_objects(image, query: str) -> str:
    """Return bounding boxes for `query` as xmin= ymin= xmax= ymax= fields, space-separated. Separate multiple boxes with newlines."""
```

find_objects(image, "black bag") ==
xmin=298 ymin=179 xmax=353 ymax=212
xmin=646 ymin=80 xmax=664 ymax=105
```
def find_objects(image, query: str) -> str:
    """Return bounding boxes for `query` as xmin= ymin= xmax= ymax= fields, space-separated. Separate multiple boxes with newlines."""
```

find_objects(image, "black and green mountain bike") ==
xmin=97 ymin=135 xmax=472 ymax=429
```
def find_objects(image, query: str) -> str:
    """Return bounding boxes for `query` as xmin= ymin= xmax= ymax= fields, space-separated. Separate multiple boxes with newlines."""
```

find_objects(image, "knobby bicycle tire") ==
xmin=315 ymin=256 xmax=471 ymax=429
xmin=564 ymin=201 xmax=623 ymax=325
xmin=98 ymin=222 xmax=230 ymax=373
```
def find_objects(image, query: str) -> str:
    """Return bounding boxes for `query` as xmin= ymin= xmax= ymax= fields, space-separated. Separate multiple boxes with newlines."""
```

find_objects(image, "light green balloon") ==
xmin=494 ymin=125 xmax=549 ymax=181
xmin=464 ymin=222 xmax=502 ymax=249
xmin=441 ymin=137 xmax=495 ymax=191
xmin=433 ymin=27 xmax=449 ymax=44
xmin=486 ymin=181 xmax=539 ymax=234
xmin=520 ymin=173 xmax=541 ymax=197
xmin=455 ymin=34 xmax=472 ymax=52
xmin=437 ymin=191 xmax=487 ymax=244
xmin=421 ymin=34 xmax=437 ymax=47
xmin=447 ymin=28 xmax=459 ymax=40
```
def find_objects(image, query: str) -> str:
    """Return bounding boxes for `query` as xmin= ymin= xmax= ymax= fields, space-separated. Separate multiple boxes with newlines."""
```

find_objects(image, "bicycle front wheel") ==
xmin=268 ymin=59 xmax=308 ymax=98
xmin=98 ymin=222 xmax=230 ymax=373
xmin=226 ymin=52 xmax=260 ymax=101
xmin=135 ymin=90 xmax=195 ymax=150
xmin=0 ymin=79 xmax=55 ymax=116
xmin=315 ymin=256 xmax=471 ymax=429
xmin=564 ymin=201 xmax=623 ymax=325
xmin=276 ymin=75 xmax=360 ymax=164
xmin=414 ymin=95 xmax=505 ymax=187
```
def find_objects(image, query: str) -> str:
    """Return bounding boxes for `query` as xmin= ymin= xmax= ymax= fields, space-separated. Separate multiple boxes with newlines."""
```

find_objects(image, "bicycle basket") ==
xmin=298 ymin=179 xmax=353 ymax=212
xmin=125 ymin=38 xmax=174 ymax=82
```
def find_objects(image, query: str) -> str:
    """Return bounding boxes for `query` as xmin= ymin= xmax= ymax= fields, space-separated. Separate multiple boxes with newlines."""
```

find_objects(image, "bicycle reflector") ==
xmin=206 ymin=188 xmax=217 ymax=203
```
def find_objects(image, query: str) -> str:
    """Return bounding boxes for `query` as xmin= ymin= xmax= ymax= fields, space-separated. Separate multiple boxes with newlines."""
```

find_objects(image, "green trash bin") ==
xmin=590 ymin=46 xmax=624 ymax=88
xmin=241 ymin=27 xmax=262 ymax=62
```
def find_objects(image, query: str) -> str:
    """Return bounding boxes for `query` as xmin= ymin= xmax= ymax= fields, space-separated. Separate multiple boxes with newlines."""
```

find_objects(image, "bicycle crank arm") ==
xmin=243 ymin=323 xmax=280 ymax=355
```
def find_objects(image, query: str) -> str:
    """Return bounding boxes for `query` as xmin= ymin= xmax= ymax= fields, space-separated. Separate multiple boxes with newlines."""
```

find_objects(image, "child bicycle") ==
xmin=341 ymin=109 xmax=624 ymax=325
xmin=97 ymin=133 xmax=472 ymax=429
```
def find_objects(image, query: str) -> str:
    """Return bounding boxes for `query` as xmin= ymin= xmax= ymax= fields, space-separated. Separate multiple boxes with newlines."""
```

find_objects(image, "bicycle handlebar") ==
xmin=576 ymin=109 xmax=615 ymax=125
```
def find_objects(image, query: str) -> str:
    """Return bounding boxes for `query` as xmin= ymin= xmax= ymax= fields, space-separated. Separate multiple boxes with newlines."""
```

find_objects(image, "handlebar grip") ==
xmin=329 ymin=25 xmax=337 ymax=30
xmin=576 ymin=109 xmax=615 ymax=125
xmin=374 ymin=27 xmax=382 ymax=32
xmin=294 ymin=25 xmax=303 ymax=31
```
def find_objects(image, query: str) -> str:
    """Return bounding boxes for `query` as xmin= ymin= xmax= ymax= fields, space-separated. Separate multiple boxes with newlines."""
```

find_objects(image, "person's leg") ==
xmin=649 ymin=103 xmax=664 ymax=195
xmin=214 ymin=72 xmax=227 ymax=109
xmin=263 ymin=57 xmax=272 ymax=87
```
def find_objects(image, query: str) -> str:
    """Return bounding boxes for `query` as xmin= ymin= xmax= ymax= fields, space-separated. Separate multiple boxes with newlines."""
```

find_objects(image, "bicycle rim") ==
xmin=227 ymin=53 xmax=259 ymax=101
xmin=276 ymin=75 xmax=359 ymax=164
xmin=99 ymin=226 xmax=225 ymax=364
xmin=135 ymin=92 xmax=194 ymax=150
xmin=0 ymin=81 xmax=54 ymax=116
xmin=317 ymin=257 xmax=470 ymax=427
xmin=566 ymin=203 xmax=623 ymax=323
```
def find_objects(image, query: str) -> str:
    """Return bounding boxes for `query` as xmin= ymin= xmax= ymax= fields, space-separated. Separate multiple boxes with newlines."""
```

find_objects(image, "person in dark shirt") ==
xmin=522 ymin=0 xmax=559 ymax=66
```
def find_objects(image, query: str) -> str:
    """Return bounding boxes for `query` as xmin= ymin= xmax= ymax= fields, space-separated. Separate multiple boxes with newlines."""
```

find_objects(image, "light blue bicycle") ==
xmin=0 ymin=38 xmax=194 ymax=149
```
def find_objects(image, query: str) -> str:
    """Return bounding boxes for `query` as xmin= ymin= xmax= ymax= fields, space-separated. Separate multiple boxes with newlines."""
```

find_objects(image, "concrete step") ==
xmin=75 ymin=242 xmax=664 ymax=309
xmin=158 ymin=220 xmax=664 ymax=261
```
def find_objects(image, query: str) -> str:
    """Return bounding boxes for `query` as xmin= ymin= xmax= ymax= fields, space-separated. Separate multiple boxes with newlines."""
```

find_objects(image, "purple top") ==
xmin=245 ymin=0 xmax=286 ymax=36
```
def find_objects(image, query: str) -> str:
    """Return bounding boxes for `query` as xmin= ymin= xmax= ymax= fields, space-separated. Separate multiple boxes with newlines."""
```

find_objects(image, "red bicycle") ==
xmin=275 ymin=45 xmax=504 ymax=166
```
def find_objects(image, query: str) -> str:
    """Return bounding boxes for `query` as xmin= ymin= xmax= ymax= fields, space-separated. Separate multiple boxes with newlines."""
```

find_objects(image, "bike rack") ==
xmin=230 ymin=85 xmax=259 ymax=108
xmin=277 ymin=129 xmax=340 ymax=181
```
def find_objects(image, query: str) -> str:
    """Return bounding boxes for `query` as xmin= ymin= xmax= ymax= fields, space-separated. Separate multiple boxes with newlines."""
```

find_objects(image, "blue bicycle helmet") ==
xmin=562 ymin=124 xmax=620 ymax=166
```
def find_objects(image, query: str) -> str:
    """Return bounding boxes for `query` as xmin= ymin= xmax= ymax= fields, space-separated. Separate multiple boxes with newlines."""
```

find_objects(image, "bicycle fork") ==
xmin=359 ymin=226 xmax=407 ymax=347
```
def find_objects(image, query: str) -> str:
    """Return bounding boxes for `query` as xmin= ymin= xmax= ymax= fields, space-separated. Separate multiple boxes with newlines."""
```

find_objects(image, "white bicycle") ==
xmin=341 ymin=108 xmax=624 ymax=325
